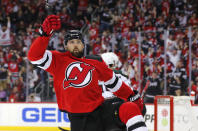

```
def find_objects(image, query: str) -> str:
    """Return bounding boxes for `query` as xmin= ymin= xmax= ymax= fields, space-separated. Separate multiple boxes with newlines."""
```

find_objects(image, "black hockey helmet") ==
xmin=64 ymin=30 xmax=84 ymax=45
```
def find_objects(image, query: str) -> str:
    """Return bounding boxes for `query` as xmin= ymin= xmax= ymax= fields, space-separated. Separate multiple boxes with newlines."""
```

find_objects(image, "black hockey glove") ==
xmin=128 ymin=90 xmax=146 ymax=116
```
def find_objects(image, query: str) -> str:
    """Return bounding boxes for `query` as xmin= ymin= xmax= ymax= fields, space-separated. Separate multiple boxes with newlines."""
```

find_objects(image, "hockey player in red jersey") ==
xmin=27 ymin=15 xmax=148 ymax=131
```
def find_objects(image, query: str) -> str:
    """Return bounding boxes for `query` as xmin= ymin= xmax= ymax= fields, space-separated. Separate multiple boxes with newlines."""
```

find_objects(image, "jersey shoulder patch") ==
xmin=85 ymin=55 xmax=103 ymax=62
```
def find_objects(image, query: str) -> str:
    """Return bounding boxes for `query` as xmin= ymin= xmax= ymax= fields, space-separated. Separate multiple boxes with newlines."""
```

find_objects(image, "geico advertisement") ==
xmin=0 ymin=103 xmax=70 ymax=127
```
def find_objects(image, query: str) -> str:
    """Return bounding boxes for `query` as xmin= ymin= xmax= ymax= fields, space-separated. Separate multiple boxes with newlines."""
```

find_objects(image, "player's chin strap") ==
xmin=58 ymin=127 xmax=70 ymax=131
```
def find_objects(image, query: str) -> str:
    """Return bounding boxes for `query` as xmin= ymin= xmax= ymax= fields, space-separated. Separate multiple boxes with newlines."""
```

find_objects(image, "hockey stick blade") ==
xmin=58 ymin=126 xmax=70 ymax=131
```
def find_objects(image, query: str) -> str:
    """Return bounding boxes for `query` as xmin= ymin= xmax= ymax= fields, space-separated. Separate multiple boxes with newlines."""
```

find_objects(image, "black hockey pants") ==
xmin=68 ymin=97 xmax=126 ymax=131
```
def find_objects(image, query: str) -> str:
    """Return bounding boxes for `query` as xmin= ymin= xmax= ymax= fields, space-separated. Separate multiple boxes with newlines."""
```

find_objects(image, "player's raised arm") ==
xmin=27 ymin=15 xmax=61 ymax=69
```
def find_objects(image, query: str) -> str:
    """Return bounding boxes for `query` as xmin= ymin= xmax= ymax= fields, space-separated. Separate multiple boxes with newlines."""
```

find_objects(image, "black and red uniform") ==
xmin=28 ymin=35 xmax=147 ymax=131
xmin=28 ymin=36 xmax=134 ymax=113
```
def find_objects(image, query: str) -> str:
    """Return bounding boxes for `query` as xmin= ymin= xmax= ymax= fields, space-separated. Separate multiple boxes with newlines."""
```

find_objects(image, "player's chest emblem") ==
xmin=63 ymin=62 xmax=95 ymax=89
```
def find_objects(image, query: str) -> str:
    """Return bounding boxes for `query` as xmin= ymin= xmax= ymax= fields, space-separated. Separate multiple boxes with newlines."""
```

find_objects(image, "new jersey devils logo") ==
xmin=63 ymin=62 xmax=95 ymax=89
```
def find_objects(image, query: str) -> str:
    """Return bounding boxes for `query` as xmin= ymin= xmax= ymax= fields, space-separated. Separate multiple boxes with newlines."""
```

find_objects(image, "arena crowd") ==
xmin=0 ymin=0 xmax=198 ymax=104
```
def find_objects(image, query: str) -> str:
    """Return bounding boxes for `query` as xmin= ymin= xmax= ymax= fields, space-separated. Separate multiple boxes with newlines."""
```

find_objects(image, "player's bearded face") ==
xmin=66 ymin=39 xmax=84 ymax=58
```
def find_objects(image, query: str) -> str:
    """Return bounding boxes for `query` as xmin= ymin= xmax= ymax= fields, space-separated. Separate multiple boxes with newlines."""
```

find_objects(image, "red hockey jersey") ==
xmin=28 ymin=36 xmax=134 ymax=113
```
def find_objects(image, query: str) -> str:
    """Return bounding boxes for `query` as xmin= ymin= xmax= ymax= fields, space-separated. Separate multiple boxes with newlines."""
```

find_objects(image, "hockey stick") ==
xmin=45 ymin=0 xmax=53 ymax=15
xmin=58 ymin=126 xmax=70 ymax=131
xmin=45 ymin=0 xmax=54 ymax=34
xmin=141 ymin=80 xmax=150 ymax=98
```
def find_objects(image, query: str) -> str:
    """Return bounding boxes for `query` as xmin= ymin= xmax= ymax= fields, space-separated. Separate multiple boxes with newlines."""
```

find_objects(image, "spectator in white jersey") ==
xmin=0 ymin=16 xmax=11 ymax=46
xmin=167 ymin=46 xmax=181 ymax=67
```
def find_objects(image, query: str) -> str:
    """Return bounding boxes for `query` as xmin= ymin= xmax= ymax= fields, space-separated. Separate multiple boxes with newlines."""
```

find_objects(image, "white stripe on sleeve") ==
xmin=104 ymin=72 xmax=116 ymax=85
xmin=30 ymin=50 xmax=52 ymax=70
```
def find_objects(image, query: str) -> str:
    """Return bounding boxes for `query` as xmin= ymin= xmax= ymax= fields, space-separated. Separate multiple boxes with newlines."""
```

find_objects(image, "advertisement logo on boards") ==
xmin=22 ymin=107 xmax=70 ymax=123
